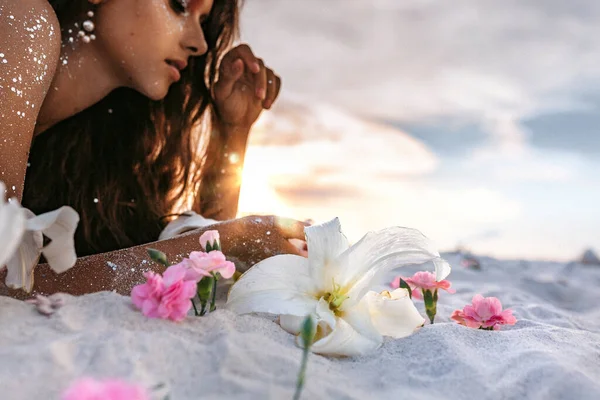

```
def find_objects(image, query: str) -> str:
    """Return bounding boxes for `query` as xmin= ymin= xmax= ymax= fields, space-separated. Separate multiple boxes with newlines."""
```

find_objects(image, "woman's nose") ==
xmin=182 ymin=24 xmax=208 ymax=56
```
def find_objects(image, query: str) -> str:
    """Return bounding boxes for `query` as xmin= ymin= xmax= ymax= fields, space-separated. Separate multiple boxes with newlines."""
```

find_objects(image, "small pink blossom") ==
xmin=26 ymin=293 xmax=66 ymax=316
xmin=199 ymin=230 xmax=221 ymax=251
xmin=392 ymin=271 xmax=455 ymax=300
xmin=451 ymin=294 xmax=517 ymax=330
xmin=131 ymin=265 xmax=196 ymax=322
xmin=62 ymin=378 xmax=149 ymax=400
xmin=180 ymin=250 xmax=236 ymax=281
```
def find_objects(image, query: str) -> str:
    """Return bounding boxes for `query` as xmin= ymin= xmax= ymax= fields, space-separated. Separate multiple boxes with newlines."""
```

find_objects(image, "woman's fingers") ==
xmin=214 ymin=58 xmax=244 ymax=99
xmin=271 ymin=216 xmax=309 ymax=241
xmin=264 ymin=69 xmax=281 ymax=109
xmin=254 ymin=58 xmax=267 ymax=100
xmin=224 ymin=44 xmax=260 ymax=74
xmin=288 ymin=238 xmax=309 ymax=257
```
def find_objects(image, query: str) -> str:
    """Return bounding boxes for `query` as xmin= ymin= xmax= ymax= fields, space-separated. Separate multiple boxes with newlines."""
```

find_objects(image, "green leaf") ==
xmin=423 ymin=289 xmax=438 ymax=324
xmin=398 ymin=278 xmax=413 ymax=299
xmin=147 ymin=248 xmax=168 ymax=267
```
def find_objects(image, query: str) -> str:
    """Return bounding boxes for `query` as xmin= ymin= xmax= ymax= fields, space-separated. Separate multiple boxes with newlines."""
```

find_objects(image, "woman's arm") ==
xmin=1 ymin=215 xmax=307 ymax=298
xmin=200 ymin=44 xmax=282 ymax=219
xmin=197 ymin=123 xmax=250 ymax=220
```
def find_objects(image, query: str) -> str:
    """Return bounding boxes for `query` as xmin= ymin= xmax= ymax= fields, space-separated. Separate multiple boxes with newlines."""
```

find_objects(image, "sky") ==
xmin=235 ymin=0 xmax=600 ymax=261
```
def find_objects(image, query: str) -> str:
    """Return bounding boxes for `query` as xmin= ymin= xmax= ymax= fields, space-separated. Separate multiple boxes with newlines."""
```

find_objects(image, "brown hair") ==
xmin=23 ymin=0 xmax=241 ymax=256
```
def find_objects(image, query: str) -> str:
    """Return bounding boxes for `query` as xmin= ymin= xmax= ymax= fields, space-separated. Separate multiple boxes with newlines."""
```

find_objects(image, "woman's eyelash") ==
xmin=170 ymin=0 xmax=188 ymax=14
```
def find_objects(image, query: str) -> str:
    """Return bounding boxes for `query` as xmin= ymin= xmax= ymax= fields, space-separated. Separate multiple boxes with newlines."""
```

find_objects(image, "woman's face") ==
xmin=93 ymin=0 xmax=213 ymax=100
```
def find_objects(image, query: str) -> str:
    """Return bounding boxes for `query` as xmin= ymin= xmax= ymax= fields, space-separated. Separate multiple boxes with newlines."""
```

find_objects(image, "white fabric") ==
xmin=158 ymin=211 xmax=219 ymax=240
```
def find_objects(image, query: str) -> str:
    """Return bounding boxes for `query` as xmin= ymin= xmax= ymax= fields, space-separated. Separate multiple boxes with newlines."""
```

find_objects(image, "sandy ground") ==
xmin=1 ymin=253 xmax=599 ymax=399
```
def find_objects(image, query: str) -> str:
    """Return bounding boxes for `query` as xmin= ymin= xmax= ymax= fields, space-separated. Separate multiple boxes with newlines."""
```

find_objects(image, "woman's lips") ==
xmin=165 ymin=62 xmax=181 ymax=82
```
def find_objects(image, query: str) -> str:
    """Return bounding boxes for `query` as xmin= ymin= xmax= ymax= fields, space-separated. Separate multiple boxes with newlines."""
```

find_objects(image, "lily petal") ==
xmin=315 ymin=297 xmax=337 ymax=329
xmin=283 ymin=299 xmax=340 ymax=345
xmin=308 ymin=315 xmax=381 ymax=357
xmin=26 ymin=206 xmax=80 ymax=274
xmin=4 ymin=210 xmax=43 ymax=292
xmin=340 ymin=293 xmax=383 ymax=344
xmin=226 ymin=254 xmax=318 ymax=316
xmin=363 ymin=289 xmax=425 ymax=338
xmin=279 ymin=314 xmax=305 ymax=335
xmin=0 ymin=183 xmax=26 ymax=269
xmin=5 ymin=207 xmax=79 ymax=292
xmin=305 ymin=218 xmax=350 ymax=292
xmin=340 ymin=227 xmax=451 ymax=307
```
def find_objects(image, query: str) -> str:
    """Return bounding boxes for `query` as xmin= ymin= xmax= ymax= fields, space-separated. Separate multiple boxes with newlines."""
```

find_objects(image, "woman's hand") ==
xmin=213 ymin=44 xmax=281 ymax=131
xmin=213 ymin=215 xmax=308 ymax=272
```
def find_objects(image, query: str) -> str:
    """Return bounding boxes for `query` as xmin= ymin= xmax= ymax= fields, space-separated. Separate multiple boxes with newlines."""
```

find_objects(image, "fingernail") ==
xmin=253 ymin=62 xmax=260 ymax=72
xmin=257 ymin=88 xmax=266 ymax=99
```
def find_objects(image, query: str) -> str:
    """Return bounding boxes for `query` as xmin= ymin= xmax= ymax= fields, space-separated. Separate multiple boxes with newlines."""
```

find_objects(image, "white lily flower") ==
xmin=226 ymin=218 xmax=451 ymax=356
xmin=0 ymin=183 xmax=26 ymax=269
xmin=0 ymin=182 xmax=80 ymax=292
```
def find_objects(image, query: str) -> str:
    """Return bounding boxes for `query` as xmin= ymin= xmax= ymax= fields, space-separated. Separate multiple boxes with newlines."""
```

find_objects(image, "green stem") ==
xmin=294 ymin=316 xmax=314 ymax=400
xmin=209 ymin=275 xmax=219 ymax=312
xmin=191 ymin=299 xmax=199 ymax=316
xmin=293 ymin=347 xmax=310 ymax=400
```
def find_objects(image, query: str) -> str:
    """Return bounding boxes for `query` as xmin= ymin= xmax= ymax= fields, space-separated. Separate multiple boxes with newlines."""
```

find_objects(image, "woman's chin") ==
xmin=139 ymin=81 xmax=171 ymax=101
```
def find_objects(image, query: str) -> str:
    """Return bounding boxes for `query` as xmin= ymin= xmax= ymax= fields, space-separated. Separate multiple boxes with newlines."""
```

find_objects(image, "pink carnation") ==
xmin=180 ymin=250 xmax=236 ymax=281
xmin=131 ymin=265 xmax=196 ymax=322
xmin=392 ymin=271 xmax=455 ymax=300
xmin=62 ymin=378 xmax=149 ymax=400
xmin=199 ymin=230 xmax=221 ymax=251
xmin=451 ymin=294 xmax=517 ymax=330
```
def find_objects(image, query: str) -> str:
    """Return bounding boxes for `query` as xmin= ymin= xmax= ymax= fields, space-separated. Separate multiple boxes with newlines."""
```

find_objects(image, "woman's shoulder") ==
xmin=0 ymin=0 xmax=61 ymax=97
xmin=0 ymin=0 xmax=61 ymax=202
xmin=1 ymin=0 xmax=61 ymax=60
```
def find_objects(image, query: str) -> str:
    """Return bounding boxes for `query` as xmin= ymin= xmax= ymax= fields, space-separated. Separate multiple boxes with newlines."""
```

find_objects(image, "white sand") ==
xmin=1 ymin=253 xmax=600 ymax=399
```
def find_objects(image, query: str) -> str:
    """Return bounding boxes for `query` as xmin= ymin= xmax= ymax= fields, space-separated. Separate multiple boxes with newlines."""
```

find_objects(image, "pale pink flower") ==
xmin=62 ymin=378 xmax=149 ymax=400
xmin=131 ymin=265 xmax=196 ymax=322
xmin=199 ymin=230 xmax=221 ymax=252
xmin=392 ymin=271 xmax=455 ymax=300
xmin=180 ymin=250 xmax=236 ymax=281
xmin=451 ymin=294 xmax=517 ymax=330
xmin=26 ymin=293 xmax=66 ymax=316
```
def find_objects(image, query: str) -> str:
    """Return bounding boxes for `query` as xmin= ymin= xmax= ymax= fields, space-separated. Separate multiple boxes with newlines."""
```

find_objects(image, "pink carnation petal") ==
xmin=216 ymin=261 xmax=236 ymax=279
xmin=62 ymin=378 xmax=150 ymax=400
xmin=455 ymin=295 xmax=517 ymax=330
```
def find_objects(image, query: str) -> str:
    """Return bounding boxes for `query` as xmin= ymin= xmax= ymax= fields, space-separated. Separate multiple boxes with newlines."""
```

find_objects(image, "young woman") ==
xmin=0 ymin=0 xmax=307 ymax=297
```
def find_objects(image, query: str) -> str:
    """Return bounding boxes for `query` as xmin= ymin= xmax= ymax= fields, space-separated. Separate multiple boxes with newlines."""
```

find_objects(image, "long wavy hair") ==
xmin=23 ymin=0 xmax=241 ymax=256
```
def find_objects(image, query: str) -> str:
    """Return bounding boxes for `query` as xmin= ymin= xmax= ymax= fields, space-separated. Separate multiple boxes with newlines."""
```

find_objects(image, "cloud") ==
xmin=238 ymin=100 xmax=521 ymax=249
xmin=241 ymin=0 xmax=600 ymax=149
xmin=237 ymin=0 xmax=599 ymax=260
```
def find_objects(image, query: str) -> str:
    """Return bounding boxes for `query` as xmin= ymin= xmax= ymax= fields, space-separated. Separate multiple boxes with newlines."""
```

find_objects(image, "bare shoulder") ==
xmin=0 ymin=0 xmax=61 ymax=201
xmin=1 ymin=0 xmax=61 ymax=60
